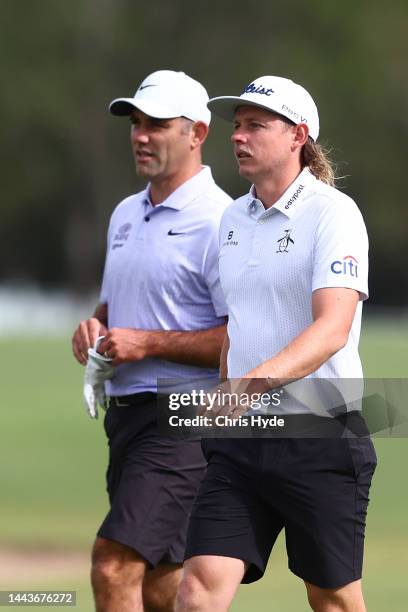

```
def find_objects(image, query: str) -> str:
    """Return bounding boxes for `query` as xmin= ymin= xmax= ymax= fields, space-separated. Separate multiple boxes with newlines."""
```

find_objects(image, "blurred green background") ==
xmin=1 ymin=322 xmax=407 ymax=610
xmin=1 ymin=0 xmax=407 ymax=610
xmin=0 ymin=0 xmax=407 ymax=304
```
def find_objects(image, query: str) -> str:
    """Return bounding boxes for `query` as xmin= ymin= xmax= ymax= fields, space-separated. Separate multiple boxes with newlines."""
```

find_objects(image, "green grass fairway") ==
xmin=1 ymin=317 xmax=407 ymax=610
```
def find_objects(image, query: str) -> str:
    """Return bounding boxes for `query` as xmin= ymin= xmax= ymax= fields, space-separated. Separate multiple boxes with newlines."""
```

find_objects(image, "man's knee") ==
xmin=176 ymin=573 xmax=209 ymax=612
xmin=176 ymin=555 xmax=245 ymax=611
xmin=305 ymin=580 xmax=365 ymax=612
xmin=143 ymin=565 xmax=181 ymax=612
xmin=144 ymin=586 xmax=176 ymax=612
xmin=307 ymin=590 xmax=341 ymax=612
xmin=91 ymin=537 xmax=146 ymax=588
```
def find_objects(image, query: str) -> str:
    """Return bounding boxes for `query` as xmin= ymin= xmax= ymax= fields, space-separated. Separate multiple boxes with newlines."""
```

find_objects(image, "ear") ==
xmin=291 ymin=123 xmax=309 ymax=151
xmin=190 ymin=121 xmax=209 ymax=149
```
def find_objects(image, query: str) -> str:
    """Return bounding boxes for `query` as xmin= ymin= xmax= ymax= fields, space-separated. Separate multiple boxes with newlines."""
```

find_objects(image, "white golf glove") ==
xmin=83 ymin=336 xmax=115 ymax=419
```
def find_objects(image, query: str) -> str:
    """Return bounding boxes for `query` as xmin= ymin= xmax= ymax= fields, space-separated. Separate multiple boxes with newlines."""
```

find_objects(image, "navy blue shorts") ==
xmin=97 ymin=393 xmax=206 ymax=567
xmin=185 ymin=412 xmax=377 ymax=589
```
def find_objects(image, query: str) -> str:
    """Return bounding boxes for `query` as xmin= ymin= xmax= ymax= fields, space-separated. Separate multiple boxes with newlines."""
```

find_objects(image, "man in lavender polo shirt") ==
xmin=72 ymin=70 xmax=231 ymax=612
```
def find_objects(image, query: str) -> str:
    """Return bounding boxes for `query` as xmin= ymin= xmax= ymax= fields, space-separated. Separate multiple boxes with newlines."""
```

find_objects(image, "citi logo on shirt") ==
xmin=330 ymin=255 xmax=359 ymax=277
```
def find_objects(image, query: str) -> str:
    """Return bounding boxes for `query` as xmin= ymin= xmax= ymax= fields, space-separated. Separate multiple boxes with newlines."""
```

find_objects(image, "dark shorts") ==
xmin=185 ymin=412 xmax=377 ymax=589
xmin=97 ymin=393 xmax=206 ymax=567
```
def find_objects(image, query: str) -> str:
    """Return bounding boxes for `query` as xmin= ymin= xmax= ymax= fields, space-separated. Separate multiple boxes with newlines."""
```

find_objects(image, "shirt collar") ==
xmin=247 ymin=167 xmax=316 ymax=219
xmin=143 ymin=166 xmax=214 ymax=211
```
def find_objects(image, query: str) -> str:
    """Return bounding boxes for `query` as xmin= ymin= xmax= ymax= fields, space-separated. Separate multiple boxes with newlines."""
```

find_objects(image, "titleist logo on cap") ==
xmin=242 ymin=82 xmax=274 ymax=97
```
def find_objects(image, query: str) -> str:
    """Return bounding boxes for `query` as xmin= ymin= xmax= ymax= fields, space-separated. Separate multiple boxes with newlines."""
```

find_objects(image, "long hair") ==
xmin=302 ymin=138 xmax=336 ymax=186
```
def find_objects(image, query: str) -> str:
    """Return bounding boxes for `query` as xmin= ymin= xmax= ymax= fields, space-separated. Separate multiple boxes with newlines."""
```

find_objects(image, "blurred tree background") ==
xmin=0 ymin=0 xmax=407 ymax=306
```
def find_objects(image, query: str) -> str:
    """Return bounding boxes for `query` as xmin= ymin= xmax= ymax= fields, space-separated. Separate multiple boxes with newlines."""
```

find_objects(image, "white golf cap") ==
xmin=109 ymin=70 xmax=211 ymax=125
xmin=208 ymin=75 xmax=319 ymax=141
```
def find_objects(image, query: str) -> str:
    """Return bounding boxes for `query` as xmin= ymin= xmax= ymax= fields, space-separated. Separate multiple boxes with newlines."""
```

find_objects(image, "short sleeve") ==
xmin=99 ymin=260 xmax=109 ymax=304
xmin=202 ymin=222 xmax=228 ymax=317
xmin=99 ymin=218 xmax=113 ymax=304
xmin=312 ymin=198 xmax=369 ymax=300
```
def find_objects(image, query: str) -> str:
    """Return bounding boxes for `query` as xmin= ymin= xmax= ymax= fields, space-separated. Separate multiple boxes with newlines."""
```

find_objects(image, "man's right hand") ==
xmin=72 ymin=318 xmax=108 ymax=365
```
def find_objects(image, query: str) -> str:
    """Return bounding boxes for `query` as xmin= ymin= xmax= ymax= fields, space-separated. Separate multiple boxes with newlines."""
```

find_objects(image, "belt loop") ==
xmin=111 ymin=397 xmax=130 ymax=408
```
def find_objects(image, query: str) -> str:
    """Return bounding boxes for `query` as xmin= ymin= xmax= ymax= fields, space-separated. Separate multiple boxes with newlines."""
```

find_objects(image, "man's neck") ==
xmin=255 ymin=164 xmax=303 ymax=210
xmin=149 ymin=162 xmax=203 ymax=206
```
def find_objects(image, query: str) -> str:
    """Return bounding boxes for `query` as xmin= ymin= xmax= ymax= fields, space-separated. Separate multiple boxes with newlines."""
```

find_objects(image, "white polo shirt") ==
xmin=219 ymin=167 xmax=368 ymax=389
xmin=100 ymin=166 xmax=231 ymax=395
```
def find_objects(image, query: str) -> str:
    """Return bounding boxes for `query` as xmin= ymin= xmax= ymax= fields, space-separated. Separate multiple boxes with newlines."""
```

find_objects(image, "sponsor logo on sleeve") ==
xmin=330 ymin=255 xmax=359 ymax=277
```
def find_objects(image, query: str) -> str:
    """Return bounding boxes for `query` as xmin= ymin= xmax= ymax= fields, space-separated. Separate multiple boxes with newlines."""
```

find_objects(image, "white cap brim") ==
xmin=109 ymin=97 xmax=181 ymax=119
xmin=208 ymin=95 xmax=292 ymax=123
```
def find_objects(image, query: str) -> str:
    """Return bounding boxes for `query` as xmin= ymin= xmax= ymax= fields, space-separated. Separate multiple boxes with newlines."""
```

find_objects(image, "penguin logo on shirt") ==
xmin=276 ymin=229 xmax=294 ymax=253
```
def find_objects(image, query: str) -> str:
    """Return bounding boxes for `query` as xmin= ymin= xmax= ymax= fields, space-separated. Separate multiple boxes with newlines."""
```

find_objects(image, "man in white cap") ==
xmin=72 ymin=70 xmax=231 ymax=612
xmin=176 ymin=76 xmax=376 ymax=611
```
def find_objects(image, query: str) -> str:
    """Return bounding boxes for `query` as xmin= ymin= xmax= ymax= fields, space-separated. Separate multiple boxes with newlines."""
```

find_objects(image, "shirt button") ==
xmin=144 ymin=216 xmax=150 ymax=222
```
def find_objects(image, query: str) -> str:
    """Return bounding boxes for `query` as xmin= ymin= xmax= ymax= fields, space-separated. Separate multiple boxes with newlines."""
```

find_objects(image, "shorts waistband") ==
xmin=108 ymin=392 xmax=157 ymax=408
xmin=262 ymin=410 xmax=369 ymax=438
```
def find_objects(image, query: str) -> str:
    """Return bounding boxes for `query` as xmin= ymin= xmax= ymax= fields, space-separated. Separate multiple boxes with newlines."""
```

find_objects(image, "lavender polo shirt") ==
xmin=100 ymin=166 xmax=231 ymax=395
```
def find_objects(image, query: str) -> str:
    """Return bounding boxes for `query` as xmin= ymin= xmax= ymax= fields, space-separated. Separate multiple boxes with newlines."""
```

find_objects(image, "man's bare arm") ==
xmin=93 ymin=303 xmax=108 ymax=326
xmin=72 ymin=303 xmax=108 ymax=365
xmin=219 ymin=331 xmax=230 ymax=380
xmin=243 ymin=287 xmax=360 ymax=388
xmin=98 ymin=320 xmax=228 ymax=369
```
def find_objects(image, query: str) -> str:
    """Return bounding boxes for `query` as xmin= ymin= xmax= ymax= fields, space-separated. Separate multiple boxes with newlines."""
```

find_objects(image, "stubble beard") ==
xmin=134 ymin=156 xmax=161 ymax=179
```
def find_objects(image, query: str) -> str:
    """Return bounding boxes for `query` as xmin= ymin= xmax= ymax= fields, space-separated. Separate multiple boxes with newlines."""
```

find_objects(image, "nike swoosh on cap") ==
xmin=168 ymin=229 xmax=186 ymax=236
xmin=139 ymin=84 xmax=157 ymax=91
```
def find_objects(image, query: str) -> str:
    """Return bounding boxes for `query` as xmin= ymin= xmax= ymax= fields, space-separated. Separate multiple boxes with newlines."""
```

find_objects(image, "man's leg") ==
xmin=305 ymin=579 xmax=366 ymax=612
xmin=177 ymin=440 xmax=282 ymax=610
xmin=143 ymin=563 xmax=182 ymax=612
xmin=98 ymin=398 xmax=206 ymax=611
xmin=91 ymin=537 xmax=148 ymax=612
xmin=274 ymin=435 xmax=376 ymax=612
xmin=176 ymin=556 xmax=246 ymax=612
